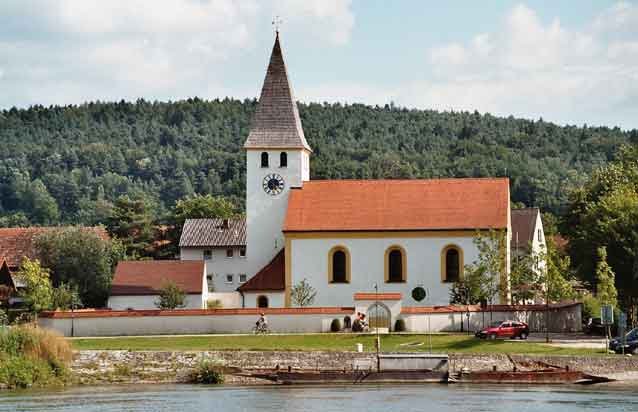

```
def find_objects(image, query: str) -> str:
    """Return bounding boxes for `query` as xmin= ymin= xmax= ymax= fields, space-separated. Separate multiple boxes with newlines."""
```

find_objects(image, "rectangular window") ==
xmin=225 ymin=274 xmax=233 ymax=284
xmin=239 ymin=248 xmax=246 ymax=258
xmin=226 ymin=249 xmax=234 ymax=258
xmin=203 ymin=250 xmax=213 ymax=260
xmin=537 ymin=229 xmax=542 ymax=242
xmin=239 ymin=274 xmax=247 ymax=283
xmin=206 ymin=275 xmax=214 ymax=292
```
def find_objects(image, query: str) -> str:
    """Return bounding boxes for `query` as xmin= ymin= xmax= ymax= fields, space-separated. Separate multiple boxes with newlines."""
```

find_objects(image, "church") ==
xmin=110 ymin=33 xmax=519 ymax=313
xmin=177 ymin=32 xmax=513 ymax=311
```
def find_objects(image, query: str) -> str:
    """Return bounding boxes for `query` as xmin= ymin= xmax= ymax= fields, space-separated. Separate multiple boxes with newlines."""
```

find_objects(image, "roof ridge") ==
xmin=304 ymin=177 xmax=510 ymax=184
xmin=243 ymin=33 xmax=311 ymax=152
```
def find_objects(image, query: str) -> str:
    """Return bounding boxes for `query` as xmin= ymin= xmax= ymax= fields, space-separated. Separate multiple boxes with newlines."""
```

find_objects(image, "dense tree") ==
xmin=0 ymin=99 xmax=633 ymax=227
xmin=34 ymin=227 xmax=124 ymax=308
xmin=563 ymin=144 xmax=638 ymax=320
xmin=106 ymin=196 xmax=154 ymax=258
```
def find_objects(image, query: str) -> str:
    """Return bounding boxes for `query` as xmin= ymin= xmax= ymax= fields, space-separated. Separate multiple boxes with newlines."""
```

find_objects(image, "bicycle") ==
xmin=253 ymin=322 xmax=270 ymax=334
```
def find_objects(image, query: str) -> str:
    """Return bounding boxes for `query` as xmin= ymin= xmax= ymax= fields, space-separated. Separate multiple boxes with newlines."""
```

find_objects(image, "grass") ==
xmin=70 ymin=333 xmax=605 ymax=356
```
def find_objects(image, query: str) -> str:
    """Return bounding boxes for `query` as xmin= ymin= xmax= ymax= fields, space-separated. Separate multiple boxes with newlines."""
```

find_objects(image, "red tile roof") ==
xmin=284 ymin=178 xmax=510 ymax=232
xmin=110 ymin=260 xmax=205 ymax=296
xmin=0 ymin=226 xmax=109 ymax=269
xmin=354 ymin=292 xmax=402 ymax=301
xmin=238 ymin=249 xmax=285 ymax=292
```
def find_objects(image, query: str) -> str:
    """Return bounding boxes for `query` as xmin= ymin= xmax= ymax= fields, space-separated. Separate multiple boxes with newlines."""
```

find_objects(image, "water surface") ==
xmin=2 ymin=384 xmax=638 ymax=412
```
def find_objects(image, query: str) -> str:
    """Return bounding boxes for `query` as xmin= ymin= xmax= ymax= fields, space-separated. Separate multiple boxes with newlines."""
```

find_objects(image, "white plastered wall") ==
xmin=108 ymin=294 xmax=205 ymax=310
xmin=180 ymin=247 xmax=250 ymax=293
xmin=288 ymin=235 xmax=483 ymax=307
xmin=243 ymin=292 xmax=285 ymax=308
xmin=245 ymin=149 xmax=308 ymax=281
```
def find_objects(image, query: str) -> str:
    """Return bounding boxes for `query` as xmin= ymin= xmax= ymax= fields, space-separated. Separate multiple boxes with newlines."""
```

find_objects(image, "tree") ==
xmin=35 ymin=227 xmax=124 ymax=308
xmin=459 ymin=230 xmax=509 ymax=305
xmin=595 ymin=247 xmax=618 ymax=308
xmin=510 ymin=251 xmax=539 ymax=304
xmin=155 ymin=281 xmax=186 ymax=310
xmin=564 ymin=144 xmax=638 ymax=320
xmin=290 ymin=278 xmax=317 ymax=307
xmin=52 ymin=282 xmax=83 ymax=311
xmin=106 ymin=195 xmax=154 ymax=258
xmin=17 ymin=258 xmax=53 ymax=315
xmin=541 ymin=240 xmax=575 ymax=303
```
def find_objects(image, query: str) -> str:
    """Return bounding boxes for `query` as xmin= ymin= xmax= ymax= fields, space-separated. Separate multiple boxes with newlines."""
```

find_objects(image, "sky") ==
xmin=1 ymin=0 xmax=637 ymax=129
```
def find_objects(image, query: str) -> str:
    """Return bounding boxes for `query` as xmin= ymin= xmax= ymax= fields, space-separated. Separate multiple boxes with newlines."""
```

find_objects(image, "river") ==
xmin=1 ymin=384 xmax=638 ymax=411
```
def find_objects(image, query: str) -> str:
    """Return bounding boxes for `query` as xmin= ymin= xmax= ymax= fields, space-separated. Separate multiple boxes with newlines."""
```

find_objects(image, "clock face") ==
xmin=263 ymin=173 xmax=285 ymax=196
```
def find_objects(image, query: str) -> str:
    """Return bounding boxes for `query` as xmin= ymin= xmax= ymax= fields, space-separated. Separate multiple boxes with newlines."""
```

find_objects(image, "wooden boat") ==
xmin=449 ymin=369 xmax=613 ymax=385
xmin=240 ymin=369 xmax=448 ymax=384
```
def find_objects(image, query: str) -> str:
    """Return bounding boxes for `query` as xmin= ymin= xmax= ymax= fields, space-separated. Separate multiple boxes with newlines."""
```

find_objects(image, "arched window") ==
xmin=257 ymin=295 xmax=269 ymax=308
xmin=441 ymin=245 xmax=463 ymax=282
xmin=385 ymin=246 xmax=406 ymax=283
xmin=260 ymin=152 xmax=269 ymax=168
xmin=328 ymin=246 xmax=350 ymax=283
xmin=280 ymin=152 xmax=287 ymax=167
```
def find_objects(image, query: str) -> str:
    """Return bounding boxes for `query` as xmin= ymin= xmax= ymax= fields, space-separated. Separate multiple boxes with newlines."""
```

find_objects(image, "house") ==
xmin=179 ymin=218 xmax=248 ymax=294
xmin=108 ymin=260 xmax=207 ymax=310
xmin=174 ymin=32 xmax=514 ymax=316
xmin=511 ymin=208 xmax=546 ymax=267
xmin=0 ymin=258 xmax=21 ymax=305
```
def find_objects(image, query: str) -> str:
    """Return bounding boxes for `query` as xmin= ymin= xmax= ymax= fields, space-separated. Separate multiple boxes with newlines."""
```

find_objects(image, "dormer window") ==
xmin=261 ymin=152 xmax=269 ymax=168
xmin=280 ymin=152 xmax=287 ymax=168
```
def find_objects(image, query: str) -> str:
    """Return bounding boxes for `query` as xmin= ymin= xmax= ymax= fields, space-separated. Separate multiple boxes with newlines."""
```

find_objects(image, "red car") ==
xmin=475 ymin=320 xmax=529 ymax=340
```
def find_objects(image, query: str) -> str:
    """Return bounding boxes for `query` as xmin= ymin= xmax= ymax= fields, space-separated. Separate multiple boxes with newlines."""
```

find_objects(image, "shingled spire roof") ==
xmin=244 ymin=33 xmax=311 ymax=151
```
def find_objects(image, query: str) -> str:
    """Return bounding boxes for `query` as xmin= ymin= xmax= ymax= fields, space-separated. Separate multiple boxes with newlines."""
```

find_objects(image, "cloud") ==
xmin=0 ymin=0 xmax=354 ymax=108
xmin=408 ymin=2 xmax=638 ymax=128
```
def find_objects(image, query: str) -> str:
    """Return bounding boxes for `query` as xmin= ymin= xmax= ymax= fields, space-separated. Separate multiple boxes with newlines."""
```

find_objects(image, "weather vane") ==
xmin=272 ymin=16 xmax=283 ymax=35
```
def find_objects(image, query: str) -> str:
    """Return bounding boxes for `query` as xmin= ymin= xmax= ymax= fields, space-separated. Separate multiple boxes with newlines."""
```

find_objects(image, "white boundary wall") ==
xmin=39 ymin=303 xmax=581 ymax=337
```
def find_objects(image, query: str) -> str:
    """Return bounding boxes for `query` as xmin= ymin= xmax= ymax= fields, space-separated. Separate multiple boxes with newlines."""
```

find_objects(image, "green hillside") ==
xmin=1 ymin=98 xmax=636 ymax=226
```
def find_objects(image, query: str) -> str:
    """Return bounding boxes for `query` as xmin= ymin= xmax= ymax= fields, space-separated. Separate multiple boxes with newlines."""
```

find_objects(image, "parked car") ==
xmin=583 ymin=318 xmax=606 ymax=335
xmin=609 ymin=328 xmax=638 ymax=354
xmin=475 ymin=320 xmax=529 ymax=340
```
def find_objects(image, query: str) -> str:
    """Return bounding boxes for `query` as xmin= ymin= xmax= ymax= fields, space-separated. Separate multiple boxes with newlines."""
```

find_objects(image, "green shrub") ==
xmin=0 ymin=326 xmax=72 ymax=388
xmin=0 ymin=355 xmax=56 ymax=389
xmin=206 ymin=299 xmax=222 ymax=309
xmin=394 ymin=318 xmax=406 ymax=332
xmin=191 ymin=360 xmax=224 ymax=384
xmin=582 ymin=294 xmax=601 ymax=321
xmin=330 ymin=318 xmax=342 ymax=332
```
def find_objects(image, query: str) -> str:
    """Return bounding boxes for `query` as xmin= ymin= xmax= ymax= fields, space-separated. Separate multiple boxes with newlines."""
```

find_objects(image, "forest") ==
xmin=1 ymin=98 xmax=637 ymax=228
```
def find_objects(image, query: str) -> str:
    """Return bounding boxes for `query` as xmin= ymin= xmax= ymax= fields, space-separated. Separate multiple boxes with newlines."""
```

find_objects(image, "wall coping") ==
xmin=354 ymin=292 xmax=402 ymax=301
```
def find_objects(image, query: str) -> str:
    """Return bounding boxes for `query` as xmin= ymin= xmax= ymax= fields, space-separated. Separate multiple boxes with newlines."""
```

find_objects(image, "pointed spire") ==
xmin=244 ymin=32 xmax=312 ymax=152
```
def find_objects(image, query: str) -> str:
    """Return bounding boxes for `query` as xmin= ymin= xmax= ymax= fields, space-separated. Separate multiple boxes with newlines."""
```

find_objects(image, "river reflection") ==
xmin=1 ymin=383 xmax=638 ymax=412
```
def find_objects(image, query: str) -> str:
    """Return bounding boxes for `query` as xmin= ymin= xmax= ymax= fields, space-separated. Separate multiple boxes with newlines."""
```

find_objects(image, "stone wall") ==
xmin=73 ymin=350 xmax=638 ymax=385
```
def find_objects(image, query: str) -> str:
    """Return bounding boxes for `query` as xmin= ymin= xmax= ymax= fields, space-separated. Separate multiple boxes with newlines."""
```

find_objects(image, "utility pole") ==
xmin=374 ymin=283 xmax=381 ymax=372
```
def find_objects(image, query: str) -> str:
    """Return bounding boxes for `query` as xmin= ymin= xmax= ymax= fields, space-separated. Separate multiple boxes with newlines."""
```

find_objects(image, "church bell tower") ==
xmin=243 ymin=32 xmax=311 ymax=276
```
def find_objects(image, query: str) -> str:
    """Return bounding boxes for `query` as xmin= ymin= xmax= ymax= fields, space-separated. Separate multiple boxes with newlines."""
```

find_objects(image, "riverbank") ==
xmin=72 ymin=350 xmax=638 ymax=386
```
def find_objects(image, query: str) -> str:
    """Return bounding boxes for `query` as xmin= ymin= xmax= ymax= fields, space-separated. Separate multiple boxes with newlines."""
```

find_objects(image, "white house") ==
xmin=511 ymin=207 xmax=548 ymax=303
xmin=175 ymin=32 xmax=514 ymax=315
xmin=108 ymin=260 xmax=207 ymax=310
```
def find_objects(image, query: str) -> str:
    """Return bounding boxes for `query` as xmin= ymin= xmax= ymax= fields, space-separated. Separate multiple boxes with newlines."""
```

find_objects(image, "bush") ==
xmin=330 ymin=318 xmax=342 ymax=332
xmin=394 ymin=318 xmax=406 ymax=332
xmin=0 ymin=326 xmax=72 ymax=388
xmin=582 ymin=294 xmax=602 ymax=321
xmin=191 ymin=359 xmax=224 ymax=384
xmin=206 ymin=299 xmax=222 ymax=309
